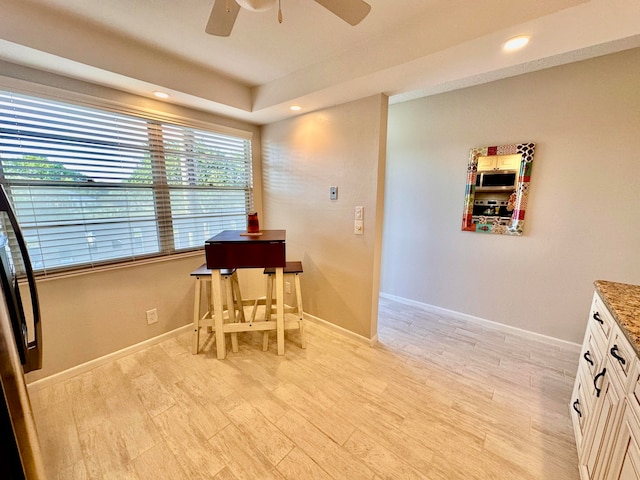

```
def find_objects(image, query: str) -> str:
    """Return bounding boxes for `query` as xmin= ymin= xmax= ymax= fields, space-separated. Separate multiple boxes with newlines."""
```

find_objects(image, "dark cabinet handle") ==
xmin=594 ymin=368 xmax=607 ymax=397
xmin=593 ymin=312 xmax=603 ymax=324
xmin=610 ymin=345 xmax=626 ymax=366
xmin=583 ymin=351 xmax=594 ymax=367
xmin=573 ymin=399 xmax=582 ymax=418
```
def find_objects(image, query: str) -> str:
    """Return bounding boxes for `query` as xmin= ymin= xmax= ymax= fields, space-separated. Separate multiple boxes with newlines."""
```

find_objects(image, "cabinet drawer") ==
xmin=571 ymin=370 xmax=591 ymax=455
xmin=205 ymin=240 xmax=285 ymax=269
xmin=608 ymin=328 xmax=635 ymax=389
xmin=581 ymin=324 xmax=605 ymax=383
xmin=590 ymin=293 xmax=614 ymax=345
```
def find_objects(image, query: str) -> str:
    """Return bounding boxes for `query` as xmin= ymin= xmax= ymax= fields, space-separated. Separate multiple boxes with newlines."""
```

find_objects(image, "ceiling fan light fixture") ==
xmin=236 ymin=0 xmax=277 ymax=12
xmin=205 ymin=0 xmax=371 ymax=37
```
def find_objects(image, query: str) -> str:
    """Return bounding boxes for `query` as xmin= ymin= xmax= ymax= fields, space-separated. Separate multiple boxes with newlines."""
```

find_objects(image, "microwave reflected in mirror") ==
xmin=475 ymin=170 xmax=518 ymax=191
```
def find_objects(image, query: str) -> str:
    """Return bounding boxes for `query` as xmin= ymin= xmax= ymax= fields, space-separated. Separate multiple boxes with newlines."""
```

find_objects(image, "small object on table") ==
xmin=240 ymin=212 xmax=263 ymax=236
xmin=247 ymin=212 xmax=260 ymax=233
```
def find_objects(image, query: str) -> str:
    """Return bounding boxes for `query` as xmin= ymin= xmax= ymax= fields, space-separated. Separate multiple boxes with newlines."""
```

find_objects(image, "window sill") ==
xmin=31 ymin=249 xmax=204 ymax=283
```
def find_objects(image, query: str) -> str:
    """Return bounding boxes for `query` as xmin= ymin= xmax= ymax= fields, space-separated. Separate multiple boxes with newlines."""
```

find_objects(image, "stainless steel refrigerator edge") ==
xmin=0 ymin=185 xmax=46 ymax=479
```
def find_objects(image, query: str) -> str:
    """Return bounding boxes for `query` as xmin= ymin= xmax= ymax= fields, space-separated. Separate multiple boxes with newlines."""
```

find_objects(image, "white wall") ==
xmin=382 ymin=48 xmax=640 ymax=343
xmin=261 ymin=95 xmax=388 ymax=339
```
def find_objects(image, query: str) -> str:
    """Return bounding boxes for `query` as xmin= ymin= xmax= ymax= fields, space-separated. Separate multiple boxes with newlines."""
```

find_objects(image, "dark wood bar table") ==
xmin=205 ymin=229 xmax=286 ymax=359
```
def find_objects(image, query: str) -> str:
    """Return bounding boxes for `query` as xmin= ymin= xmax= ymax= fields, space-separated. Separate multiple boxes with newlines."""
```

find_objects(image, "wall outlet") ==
xmin=285 ymin=281 xmax=292 ymax=294
xmin=146 ymin=308 xmax=158 ymax=325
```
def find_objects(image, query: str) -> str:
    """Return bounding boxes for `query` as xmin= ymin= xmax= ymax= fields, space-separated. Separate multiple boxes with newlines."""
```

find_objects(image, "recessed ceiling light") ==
xmin=290 ymin=105 xmax=302 ymax=111
xmin=153 ymin=91 xmax=170 ymax=99
xmin=503 ymin=35 xmax=530 ymax=52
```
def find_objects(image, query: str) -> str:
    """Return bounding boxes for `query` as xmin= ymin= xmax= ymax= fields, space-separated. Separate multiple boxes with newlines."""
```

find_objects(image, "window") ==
xmin=0 ymin=90 xmax=253 ymax=274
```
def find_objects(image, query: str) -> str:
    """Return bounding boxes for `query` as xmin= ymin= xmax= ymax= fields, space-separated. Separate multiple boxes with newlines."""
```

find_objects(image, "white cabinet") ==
xmin=582 ymin=370 xmax=623 ymax=479
xmin=606 ymin=406 xmax=640 ymax=479
xmin=476 ymin=153 xmax=522 ymax=171
xmin=606 ymin=364 xmax=640 ymax=479
xmin=571 ymin=291 xmax=640 ymax=480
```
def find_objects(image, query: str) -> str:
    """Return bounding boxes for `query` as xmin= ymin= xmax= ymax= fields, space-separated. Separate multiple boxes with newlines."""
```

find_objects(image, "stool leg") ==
xmin=295 ymin=273 xmax=306 ymax=349
xmin=225 ymin=275 xmax=239 ymax=353
xmin=192 ymin=277 xmax=202 ymax=354
xmin=205 ymin=278 xmax=213 ymax=333
xmin=263 ymin=274 xmax=273 ymax=351
xmin=211 ymin=269 xmax=226 ymax=359
xmin=231 ymin=272 xmax=245 ymax=323
xmin=275 ymin=267 xmax=285 ymax=356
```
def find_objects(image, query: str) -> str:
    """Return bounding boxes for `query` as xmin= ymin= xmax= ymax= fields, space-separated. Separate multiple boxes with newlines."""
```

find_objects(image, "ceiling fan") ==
xmin=205 ymin=0 xmax=372 ymax=37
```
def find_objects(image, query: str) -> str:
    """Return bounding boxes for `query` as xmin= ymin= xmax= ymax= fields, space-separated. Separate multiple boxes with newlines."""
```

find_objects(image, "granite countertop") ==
xmin=594 ymin=280 xmax=640 ymax=356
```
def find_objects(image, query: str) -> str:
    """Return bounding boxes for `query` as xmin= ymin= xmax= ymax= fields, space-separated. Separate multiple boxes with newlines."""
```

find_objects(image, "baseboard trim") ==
xmin=28 ymin=324 xmax=192 ymax=390
xmin=30 ymin=294 xmax=575 ymax=390
xmin=380 ymin=292 xmax=581 ymax=350
xmin=304 ymin=313 xmax=377 ymax=347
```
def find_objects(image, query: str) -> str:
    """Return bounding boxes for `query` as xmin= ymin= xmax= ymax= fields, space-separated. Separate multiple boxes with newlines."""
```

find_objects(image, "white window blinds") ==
xmin=0 ymin=90 xmax=253 ymax=274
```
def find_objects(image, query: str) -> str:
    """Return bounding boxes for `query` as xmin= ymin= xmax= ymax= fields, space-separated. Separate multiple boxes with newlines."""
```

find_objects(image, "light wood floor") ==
xmin=29 ymin=297 xmax=581 ymax=479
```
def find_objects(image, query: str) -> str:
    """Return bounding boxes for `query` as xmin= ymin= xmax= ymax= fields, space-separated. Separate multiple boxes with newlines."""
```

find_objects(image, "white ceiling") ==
xmin=1 ymin=0 xmax=640 ymax=125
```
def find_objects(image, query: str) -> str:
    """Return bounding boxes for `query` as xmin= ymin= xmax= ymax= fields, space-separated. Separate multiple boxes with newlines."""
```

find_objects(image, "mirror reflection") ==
xmin=462 ymin=143 xmax=535 ymax=235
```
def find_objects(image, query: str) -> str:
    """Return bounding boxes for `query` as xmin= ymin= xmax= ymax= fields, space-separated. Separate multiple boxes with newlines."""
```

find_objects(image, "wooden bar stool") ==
xmin=262 ymin=261 xmax=306 ymax=350
xmin=190 ymin=263 xmax=245 ymax=354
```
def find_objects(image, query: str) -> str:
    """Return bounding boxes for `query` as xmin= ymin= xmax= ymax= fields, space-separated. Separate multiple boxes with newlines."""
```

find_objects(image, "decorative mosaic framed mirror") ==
xmin=461 ymin=142 xmax=535 ymax=235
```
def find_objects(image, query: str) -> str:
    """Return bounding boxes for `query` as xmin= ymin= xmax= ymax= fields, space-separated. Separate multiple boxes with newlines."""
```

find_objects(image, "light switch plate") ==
xmin=354 ymin=220 xmax=364 ymax=235
xmin=355 ymin=206 xmax=363 ymax=220
xmin=330 ymin=186 xmax=338 ymax=200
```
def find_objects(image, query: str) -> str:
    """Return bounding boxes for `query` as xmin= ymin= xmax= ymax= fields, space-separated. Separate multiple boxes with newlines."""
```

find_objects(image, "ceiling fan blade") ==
xmin=314 ymin=0 xmax=371 ymax=26
xmin=205 ymin=0 xmax=241 ymax=37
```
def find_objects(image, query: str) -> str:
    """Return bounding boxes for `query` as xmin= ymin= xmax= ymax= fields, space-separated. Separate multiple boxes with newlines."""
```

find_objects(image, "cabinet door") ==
xmin=605 ymin=405 xmax=640 ymax=480
xmin=496 ymin=153 xmax=522 ymax=171
xmin=618 ymin=452 xmax=640 ymax=480
xmin=582 ymin=370 xmax=623 ymax=479
xmin=477 ymin=156 xmax=497 ymax=171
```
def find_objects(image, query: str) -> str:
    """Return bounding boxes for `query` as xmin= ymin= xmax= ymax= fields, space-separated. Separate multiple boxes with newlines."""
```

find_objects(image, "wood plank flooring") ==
xmin=28 ymin=297 xmax=581 ymax=479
